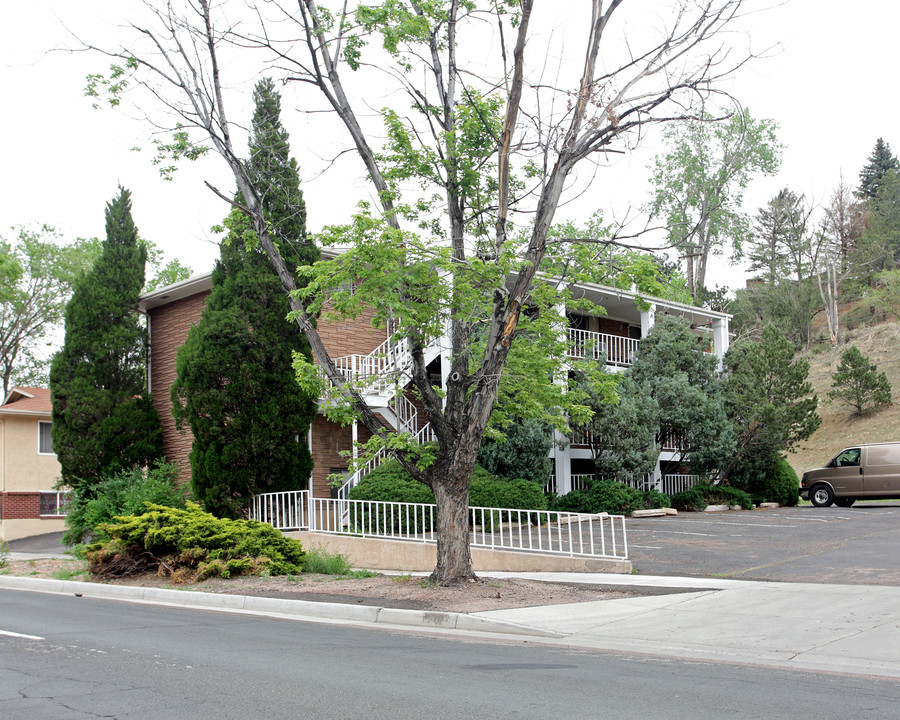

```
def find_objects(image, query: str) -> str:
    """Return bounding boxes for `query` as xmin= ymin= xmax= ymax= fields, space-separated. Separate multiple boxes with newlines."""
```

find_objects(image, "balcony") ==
xmin=567 ymin=328 xmax=638 ymax=367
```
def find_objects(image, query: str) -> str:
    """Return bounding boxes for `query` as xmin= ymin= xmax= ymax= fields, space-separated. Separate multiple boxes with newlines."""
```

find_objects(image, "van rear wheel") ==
xmin=810 ymin=485 xmax=835 ymax=507
xmin=835 ymin=497 xmax=856 ymax=508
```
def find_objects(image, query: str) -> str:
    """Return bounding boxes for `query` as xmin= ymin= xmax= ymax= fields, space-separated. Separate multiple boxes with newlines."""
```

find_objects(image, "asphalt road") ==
xmin=3 ymin=589 xmax=900 ymax=720
xmin=627 ymin=503 xmax=900 ymax=584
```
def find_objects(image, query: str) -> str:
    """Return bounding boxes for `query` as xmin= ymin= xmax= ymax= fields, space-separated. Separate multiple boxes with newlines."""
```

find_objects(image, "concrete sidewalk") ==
xmin=479 ymin=573 xmax=900 ymax=678
xmin=3 ymin=570 xmax=899 ymax=679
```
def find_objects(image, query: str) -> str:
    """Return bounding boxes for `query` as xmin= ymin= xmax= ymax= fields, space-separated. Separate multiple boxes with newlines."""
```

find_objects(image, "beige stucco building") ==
xmin=0 ymin=388 xmax=67 ymax=542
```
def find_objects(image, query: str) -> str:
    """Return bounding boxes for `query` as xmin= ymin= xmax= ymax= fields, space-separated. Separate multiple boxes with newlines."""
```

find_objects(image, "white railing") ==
xmin=249 ymin=493 xmax=628 ymax=560
xmin=557 ymin=473 xmax=654 ymax=494
xmin=250 ymin=490 xmax=310 ymax=531
xmin=662 ymin=474 xmax=701 ymax=495
xmin=469 ymin=506 xmax=626 ymax=559
xmin=567 ymin=329 xmax=639 ymax=367
xmin=394 ymin=395 xmax=436 ymax=442
xmin=659 ymin=428 xmax=689 ymax=452
xmin=570 ymin=473 xmax=592 ymax=491
xmin=332 ymin=336 xmax=411 ymax=393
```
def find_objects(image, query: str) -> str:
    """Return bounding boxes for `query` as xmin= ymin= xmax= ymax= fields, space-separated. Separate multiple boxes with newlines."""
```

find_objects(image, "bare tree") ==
xmin=813 ymin=178 xmax=866 ymax=346
xmin=84 ymin=0 xmax=761 ymax=584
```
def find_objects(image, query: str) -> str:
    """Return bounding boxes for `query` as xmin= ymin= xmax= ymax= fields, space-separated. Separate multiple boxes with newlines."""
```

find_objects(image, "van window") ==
xmin=834 ymin=448 xmax=861 ymax=467
xmin=865 ymin=444 xmax=900 ymax=466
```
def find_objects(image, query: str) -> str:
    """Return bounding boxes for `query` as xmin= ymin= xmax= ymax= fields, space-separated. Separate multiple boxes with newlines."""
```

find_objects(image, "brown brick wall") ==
xmin=148 ymin=291 xmax=211 ymax=483
xmin=318 ymin=305 xmax=388 ymax=359
xmin=310 ymin=416 xmax=373 ymax=498
xmin=0 ymin=492 xmax=40 ymax=519
xmin=147 ymin=289 xmax=385 ymax=492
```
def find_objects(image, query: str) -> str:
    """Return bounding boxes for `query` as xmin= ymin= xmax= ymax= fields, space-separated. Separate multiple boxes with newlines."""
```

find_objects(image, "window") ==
xmin=834 ymin=448 xmax=861 ymax=467
xmin=38 ymin=421 xmax=54 ymax=454
xmin=40 ymin=492 xmax=71 ymax=516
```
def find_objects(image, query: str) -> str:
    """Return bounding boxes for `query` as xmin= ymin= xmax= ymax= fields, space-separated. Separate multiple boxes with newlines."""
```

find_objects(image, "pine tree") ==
xmin=747 ymin=188 xmax=810 ymax=285
xmin=858 ymin=138 xmax=899 ymax=199
xmin=629 ymin=316 xmax=735 ymax=476
xmin=171 ymin=79 xmax=318 ymax=518
xmin=723 ymin=324 xmax=820 ymax=486
xmin=828 ymin=346 xmax=892 ymax=417
xmin=50 ymin=187 xmax=164 ymax=492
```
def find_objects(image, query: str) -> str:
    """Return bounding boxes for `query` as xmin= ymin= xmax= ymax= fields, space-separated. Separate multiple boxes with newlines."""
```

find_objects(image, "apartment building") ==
xmin=0 ymin=388 xmax=67 ymax=541
xmin=139 ymin=266 xmax=730 ymax=503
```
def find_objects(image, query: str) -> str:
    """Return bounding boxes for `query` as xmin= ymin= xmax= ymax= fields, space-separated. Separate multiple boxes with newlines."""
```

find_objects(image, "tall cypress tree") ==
xmin=50 ymin=187 xmax=164 ymax=492
xmin=171 ymin=78 xmax=318 ymax=518
xmin=858 ymin=138 xmax=899 ymax=199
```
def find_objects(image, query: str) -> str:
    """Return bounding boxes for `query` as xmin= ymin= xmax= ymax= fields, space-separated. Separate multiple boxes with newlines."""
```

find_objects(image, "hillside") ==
xmin=787 ymin=320 xmax=900 ymax=476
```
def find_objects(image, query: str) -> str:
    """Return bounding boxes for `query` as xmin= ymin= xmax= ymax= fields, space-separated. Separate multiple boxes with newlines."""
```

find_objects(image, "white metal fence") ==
xmin=662 ymin=474 xmax=701 ymax=495
xmin=250 ymin=490 xmax=311 ymax=531
xmin=545 ymin=472 xmax=702 ymax=497
xmin=249 ymin=492 xmax=628 ymax=560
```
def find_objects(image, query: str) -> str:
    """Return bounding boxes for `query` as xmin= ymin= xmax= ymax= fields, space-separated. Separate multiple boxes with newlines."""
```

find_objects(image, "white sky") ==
xmin=1 ymin=0 xmax=897 ymax=289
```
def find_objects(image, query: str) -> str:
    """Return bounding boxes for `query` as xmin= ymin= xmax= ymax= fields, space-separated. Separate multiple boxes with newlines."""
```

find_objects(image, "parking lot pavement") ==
xmin=625 ymin=503 xmax=900 ymax=585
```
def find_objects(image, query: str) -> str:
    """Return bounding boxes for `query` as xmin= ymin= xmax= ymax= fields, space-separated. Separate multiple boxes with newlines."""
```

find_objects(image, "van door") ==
xmin=829 ymin=447 xmax=865 ymax=496
xmin=861 ymin=444 xmax=900 ymax=495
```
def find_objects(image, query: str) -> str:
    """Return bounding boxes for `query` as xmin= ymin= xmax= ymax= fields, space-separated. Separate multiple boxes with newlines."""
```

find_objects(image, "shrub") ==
xmin=469 ymin=471 xmax=546 ymax=511
xmin=728 ymin=453 xmax=800 ymax=506
xmin=670 ymin=483 xmax=754 ymax=512
xmin=85 ymin=502 xmax=304 ymax=581
xmin=349 ymin=462 xmax=435 ymax=504
xmin=63 ymin=462 xmax=189 ymax=546
xmin=643 ymin=489 xmax=672 ymax=510
xmin=749 ymin=456 xmax=800 ymax=506
xmin=550 ymin=479 xmax=645 ymax=516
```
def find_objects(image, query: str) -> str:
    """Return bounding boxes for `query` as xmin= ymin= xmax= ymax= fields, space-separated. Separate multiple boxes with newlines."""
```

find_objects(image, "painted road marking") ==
xmin=0 ymin=629 xmax=44 ymax=640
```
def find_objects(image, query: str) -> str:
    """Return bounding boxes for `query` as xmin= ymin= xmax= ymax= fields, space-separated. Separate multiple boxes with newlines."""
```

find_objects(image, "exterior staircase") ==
xmin=329 ymin=335 xmax=441 ymax=500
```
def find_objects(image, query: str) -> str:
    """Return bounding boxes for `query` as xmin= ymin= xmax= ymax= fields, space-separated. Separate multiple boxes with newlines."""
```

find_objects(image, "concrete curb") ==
xmin=0 ymin=575 xmax=562 ymax=639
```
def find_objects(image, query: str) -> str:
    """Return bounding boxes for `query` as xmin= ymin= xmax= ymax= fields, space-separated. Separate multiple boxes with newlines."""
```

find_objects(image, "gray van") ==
xmin=800 ymin=442 xmax=900 ymax=507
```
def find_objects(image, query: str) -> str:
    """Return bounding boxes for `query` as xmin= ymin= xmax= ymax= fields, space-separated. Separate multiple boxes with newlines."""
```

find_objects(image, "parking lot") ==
xmin=626 ymin=503 xmax=900 ymax=585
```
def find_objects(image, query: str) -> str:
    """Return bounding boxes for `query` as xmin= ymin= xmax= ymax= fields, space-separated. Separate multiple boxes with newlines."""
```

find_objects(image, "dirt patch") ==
xmin=2 ymin=557 xmax=694 ymax=613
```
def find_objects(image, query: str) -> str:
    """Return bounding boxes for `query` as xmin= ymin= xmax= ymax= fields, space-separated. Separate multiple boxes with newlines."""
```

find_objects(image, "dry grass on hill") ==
xmin=788 ymin=320 xmax=900 ymax=476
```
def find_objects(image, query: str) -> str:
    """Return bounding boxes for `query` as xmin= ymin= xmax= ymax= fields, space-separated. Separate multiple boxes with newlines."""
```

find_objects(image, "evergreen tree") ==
xmin=477 ymin=419 xmax=553 ymax=485
xmin=858 ymin=138 xmax=899 ymax=199
xmin=828 ymin=346 xmax=892 ymax=417
xmin=171 ymin=78 xmax=318 ymax=518
xmin=747 ymin=188 xmax=811 ymax=285
xmin=722 ymin=324 xmax=820 ymax=486
xmin=50 ymin=187 xmax=164 ymax=492
xmin=629 ymin=316 xmax=735 ymax=476
xmin=583 ymin=374 xmax=659 ymax=480
xmin=854 ymin=170 xmax=900 ymax=274
xmin=246 ymin=77 xmax=318 ymax=268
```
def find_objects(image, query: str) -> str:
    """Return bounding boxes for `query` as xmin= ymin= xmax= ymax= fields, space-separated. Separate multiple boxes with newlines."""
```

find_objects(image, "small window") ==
xmin=835 ymin=448 xmax=861 ymax=467
xmin=40 ymin=492 xmax=71 ymax=516
xmin=39 ymin=422 xmax=54 ymax=454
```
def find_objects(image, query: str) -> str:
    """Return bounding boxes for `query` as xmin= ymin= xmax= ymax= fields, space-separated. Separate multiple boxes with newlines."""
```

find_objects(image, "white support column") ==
xmin=551 ymin=297 xmax=570 ymax=495
xmin=307 ymin=425 xmax=314 ymax=499
xmin=553 ymin=431 xmax=572 ymax=496
xmin=640 ymin=303 xmax=657 ymax=338
xmin=652 ymin=459 xmax=663 ymax=493
xmin=440 ymin=319 xmax=452 ymax=410
xmin=712 ymin=317 xmax=729 ymax=367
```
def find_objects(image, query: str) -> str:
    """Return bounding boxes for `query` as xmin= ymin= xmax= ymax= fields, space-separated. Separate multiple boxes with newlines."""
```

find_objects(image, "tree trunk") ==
xmin=430 ymin=463 xmax=477 ymax=585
